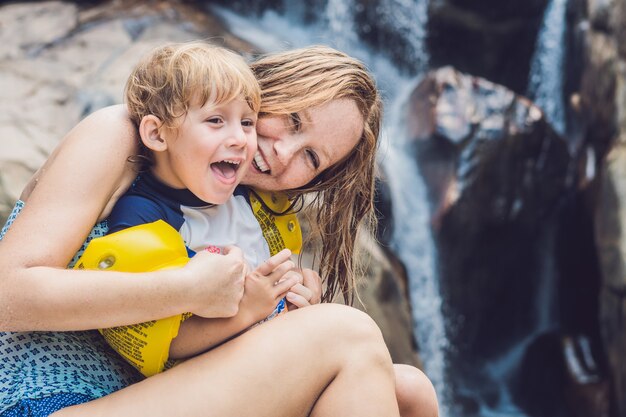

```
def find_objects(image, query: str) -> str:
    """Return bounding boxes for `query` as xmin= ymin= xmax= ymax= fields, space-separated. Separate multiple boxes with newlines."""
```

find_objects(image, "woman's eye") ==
xmin=306 ymin=149 xmax=320 ymax=170
xmin=289 ymin=113 xmax=301 ymax=131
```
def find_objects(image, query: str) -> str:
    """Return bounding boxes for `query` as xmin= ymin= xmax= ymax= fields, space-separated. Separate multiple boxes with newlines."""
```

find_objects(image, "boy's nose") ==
xmin=227 ymin=126 xmax=248 ymax=148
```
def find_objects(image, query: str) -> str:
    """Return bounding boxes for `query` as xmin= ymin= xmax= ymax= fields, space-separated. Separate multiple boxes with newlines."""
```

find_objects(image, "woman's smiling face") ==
xmin=243 ymin=99 xmax=363 ymax=191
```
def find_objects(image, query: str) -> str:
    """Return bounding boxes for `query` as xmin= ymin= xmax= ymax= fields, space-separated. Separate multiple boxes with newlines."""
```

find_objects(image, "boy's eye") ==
xmin=241 ymin=119 xmax=256 ymax=128
xmin=306 ymin=149 xmax=320 ymax=170
xmin=289 ymin=113 xmax=301 ymax=131
xmin=207 ymin=117 xmax=223 ymax=124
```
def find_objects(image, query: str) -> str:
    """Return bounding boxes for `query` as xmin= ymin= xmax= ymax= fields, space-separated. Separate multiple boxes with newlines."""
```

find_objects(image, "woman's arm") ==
xmin=18 ymin=105 xmax=137 ymax=221
xmin=0 ymin=105 xmax=244 ymax=331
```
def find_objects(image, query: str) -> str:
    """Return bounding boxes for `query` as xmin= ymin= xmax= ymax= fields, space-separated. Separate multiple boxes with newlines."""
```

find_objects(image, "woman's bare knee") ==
xmin=318 ymin=304 xmax=395 ymax=378
xmin=394 ymin=364 xmax=439 ymax=417
xmin=306 ymin=305 xmax=400 ymax=416
xmin=315 ymin=304 xmax=386 ymax=345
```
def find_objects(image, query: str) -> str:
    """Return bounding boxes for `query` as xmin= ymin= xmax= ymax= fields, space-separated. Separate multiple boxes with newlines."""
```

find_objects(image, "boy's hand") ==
xmin=183 ymin=245 xmax=246 ymax=318
xmin=239 ymin=249 xmax=302 ymax=323
xmin=286 ymin=268 xmax=322 ymax=309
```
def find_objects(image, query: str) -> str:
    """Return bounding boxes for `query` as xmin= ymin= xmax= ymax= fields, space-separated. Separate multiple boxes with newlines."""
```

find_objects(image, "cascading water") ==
xmin=324 ymin=0 xmax=359 ymax=51
xmin=382 ymin=81 xmax=451 ymax=417
xmin=371 ymin=0 xmax=430 ymax=72
xmin=527 ymin=0 xmax=569 ymax=137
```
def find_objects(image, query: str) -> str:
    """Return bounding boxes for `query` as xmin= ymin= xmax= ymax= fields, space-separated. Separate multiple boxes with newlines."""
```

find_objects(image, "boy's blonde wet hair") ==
xmin=126 ymin=41 xmax=261 ymax=131
xmin=251 ymin=45 xmax=382 ymax=305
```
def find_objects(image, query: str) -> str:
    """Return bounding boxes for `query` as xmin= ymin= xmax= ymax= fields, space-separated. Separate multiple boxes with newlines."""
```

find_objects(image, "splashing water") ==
xmin=324 ymin=0 xmax=359 ymax=51
xmin=527 ymin=0 xmax=569 ymax=136
xmin=380 ymin=74 xmax=451 ymax=416
xmin=375 ymin=0 xmax=430 ymax=72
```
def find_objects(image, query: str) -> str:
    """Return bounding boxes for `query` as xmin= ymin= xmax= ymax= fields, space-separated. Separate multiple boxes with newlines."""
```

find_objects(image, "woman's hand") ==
xmin=286 ymin=268 xmax=322 ymax=309
xmin=183 ymin=246 xmax=247 ymax=318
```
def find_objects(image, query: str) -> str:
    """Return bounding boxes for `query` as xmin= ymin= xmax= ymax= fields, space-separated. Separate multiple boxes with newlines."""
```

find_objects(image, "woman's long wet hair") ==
xmin=251 ymin=45 xmax=382 ymax=304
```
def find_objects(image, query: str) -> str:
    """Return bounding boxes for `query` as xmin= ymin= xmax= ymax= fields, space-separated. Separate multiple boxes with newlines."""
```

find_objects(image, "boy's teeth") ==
xmin=254 ymin=152 xmax=269 ymax=172
xmin=223 ymin=159 xmax=240 ymax=165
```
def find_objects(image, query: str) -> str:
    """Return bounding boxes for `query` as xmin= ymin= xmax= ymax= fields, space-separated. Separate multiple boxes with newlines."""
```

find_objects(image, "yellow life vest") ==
xmin=73 ymin=189 xmax=301 ymax=377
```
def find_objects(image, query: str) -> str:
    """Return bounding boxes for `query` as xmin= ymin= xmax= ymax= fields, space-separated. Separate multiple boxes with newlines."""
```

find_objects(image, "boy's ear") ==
xmin=139 ymin=115 xmax=167 ymax=152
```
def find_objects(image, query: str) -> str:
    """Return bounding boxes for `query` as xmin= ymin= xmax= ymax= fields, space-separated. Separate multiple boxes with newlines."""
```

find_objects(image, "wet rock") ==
xmin=512 ymin=332 xmax=568 ymax=417
xmin=406 ymin=66 xmax=568 ymax=232
xmin=0 ymin=1 xmax=78 ymax=60
xmin=595 ymin=144 xmax=626 ymax=417
xmin=426 ymin=0 xmax=549 ymax=93
xmin=582 ymin=0 xmax=626 ymax=413
xmin=0 ymin=0 xmax=253 ymax=225
xmin=588 ymin=0 xmax=614 ymax=33
xmin=407 ymin=67 xmax=573 ymax=317
xmin=374 ymin=171 xmax=394 ymax=248
xmin=352 ymin=232 xmax=419 ymax=366
xmin=404 ymin=66 xmax=605 ymax=414
xmin=562 ymin=335 xmax=610 ymax=417
xmin=511 ymin=332 xmax=610 ymax=417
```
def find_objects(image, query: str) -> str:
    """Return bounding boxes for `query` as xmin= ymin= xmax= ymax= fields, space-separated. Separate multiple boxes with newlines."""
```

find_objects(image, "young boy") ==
xmin=110 ymin=41 xmax=260 ymax=259
xmin=96 ymin=41 xmax=300 ymax=375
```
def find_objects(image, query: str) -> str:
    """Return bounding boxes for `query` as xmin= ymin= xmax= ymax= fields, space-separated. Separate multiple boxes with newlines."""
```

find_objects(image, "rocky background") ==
xmin=2 ymin=0 xmax=626 ymax=416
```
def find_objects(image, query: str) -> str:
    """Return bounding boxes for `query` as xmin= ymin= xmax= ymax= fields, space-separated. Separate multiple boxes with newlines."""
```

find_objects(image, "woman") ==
xmin=0 ymin=46 xmax=437 ymax=416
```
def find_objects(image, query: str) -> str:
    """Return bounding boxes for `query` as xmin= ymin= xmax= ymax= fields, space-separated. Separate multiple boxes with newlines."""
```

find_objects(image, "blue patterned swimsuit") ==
xmin=0 ymin=201 xmax=142 ymax=415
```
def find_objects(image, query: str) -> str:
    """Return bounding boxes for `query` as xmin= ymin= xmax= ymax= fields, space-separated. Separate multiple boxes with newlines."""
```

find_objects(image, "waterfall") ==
xmin=381 ymin=77 xmax=451 ymax=416
xmin=324 ymin=0 xmax=359 ymax=51
xmin=527 ymin=0 xmax=569 ymax=136
xmin=373 ymin=0 xmax=430 ymax=72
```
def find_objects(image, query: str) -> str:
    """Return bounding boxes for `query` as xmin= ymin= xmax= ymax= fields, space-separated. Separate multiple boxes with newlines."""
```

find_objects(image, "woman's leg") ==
xmin=52 ymin=304 xmax=400 ymax=417
xmin=394 ymin=364 xmax=439 ymax=417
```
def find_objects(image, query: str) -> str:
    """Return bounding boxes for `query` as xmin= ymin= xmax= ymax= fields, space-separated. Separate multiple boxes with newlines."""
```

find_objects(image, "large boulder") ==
xmin=595 ymin=144 xmax=626 ymax=416
xmin=407 ymin=66 xmax=570 ymax=356
xmin=405 ymin=66 xmax=609 ymax=415
xmin=0 ymin=0 xmax=251 ymax=225
xmin=580 ymin=0 xmax=626 ymax=414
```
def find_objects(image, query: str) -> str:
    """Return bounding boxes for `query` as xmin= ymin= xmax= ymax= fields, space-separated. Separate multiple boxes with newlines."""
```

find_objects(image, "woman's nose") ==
xmin=273 ymin=137 xmax=299 ymax=165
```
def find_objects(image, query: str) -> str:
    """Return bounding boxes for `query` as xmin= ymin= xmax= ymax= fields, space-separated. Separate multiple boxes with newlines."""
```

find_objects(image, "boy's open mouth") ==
xmin=211 ymin=160 xmax=240 ymax=180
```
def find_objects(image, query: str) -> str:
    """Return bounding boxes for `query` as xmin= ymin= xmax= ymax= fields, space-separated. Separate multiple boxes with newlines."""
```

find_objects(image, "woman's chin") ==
xmin=241 ymin=170 xmax=266 ymax=188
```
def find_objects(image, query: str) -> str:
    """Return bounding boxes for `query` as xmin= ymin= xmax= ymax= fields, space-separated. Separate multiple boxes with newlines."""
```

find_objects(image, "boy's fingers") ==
xmin=286 ymin=291 xmax=309 ymax=309
xmin=256 ymin=249 xmax=292 ymax=275
xmin=288 ymin=283 xmax=314 ymax=303
xmin=272 ymin=270 xmax=302 ymax=295
xmin=266 ymin=260 xmax=297 ymax=282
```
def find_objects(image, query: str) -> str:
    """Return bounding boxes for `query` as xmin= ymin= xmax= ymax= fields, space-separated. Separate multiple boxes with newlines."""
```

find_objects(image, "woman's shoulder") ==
xmin=20 ymin=105 xmax=138 ymax=205
xmin=82 ymin=103 xmax=126 ymax=119
xmin=78 ymin=104 xmax=134 ymax=137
